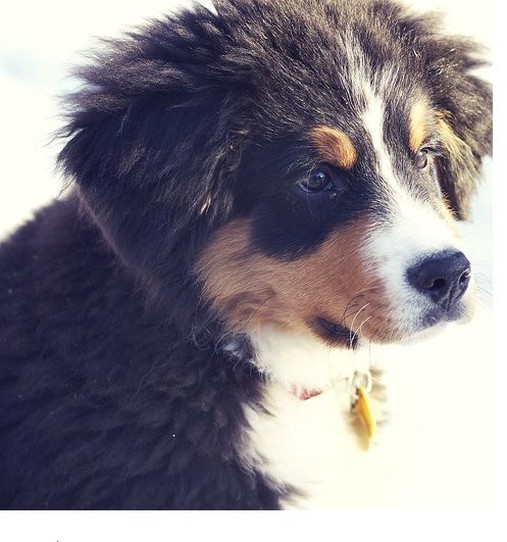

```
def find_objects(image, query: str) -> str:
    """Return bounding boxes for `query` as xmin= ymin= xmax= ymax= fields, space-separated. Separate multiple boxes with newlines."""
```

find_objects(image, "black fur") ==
xmin=0 ymin=0 xmax=491 ymax=509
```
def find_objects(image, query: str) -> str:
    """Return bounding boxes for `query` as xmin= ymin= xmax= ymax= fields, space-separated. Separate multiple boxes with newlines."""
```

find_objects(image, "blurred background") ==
xmin=0 ymin=0 xmax=499 ymax=512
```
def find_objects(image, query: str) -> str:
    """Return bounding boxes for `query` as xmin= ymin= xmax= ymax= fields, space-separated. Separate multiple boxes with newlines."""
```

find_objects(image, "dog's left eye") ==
xmin=415 ymin=148 xmax=430 ymax=169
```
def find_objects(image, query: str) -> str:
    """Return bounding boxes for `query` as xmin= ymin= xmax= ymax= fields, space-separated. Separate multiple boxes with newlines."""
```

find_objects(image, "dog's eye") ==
xmin=298 ymin=166 xmax=335 ymax=193
xmin=415 ymin=148 xmax=430 ymax=169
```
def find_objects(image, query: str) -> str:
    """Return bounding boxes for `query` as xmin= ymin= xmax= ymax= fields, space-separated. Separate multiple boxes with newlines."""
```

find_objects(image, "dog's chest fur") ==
xmin=240 ymin=328 xmax=378 ymax=508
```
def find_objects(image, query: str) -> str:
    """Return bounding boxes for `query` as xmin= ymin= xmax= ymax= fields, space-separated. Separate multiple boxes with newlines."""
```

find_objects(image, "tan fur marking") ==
xmin=196 ymin=219 xmax=399 ymax=343
xmin=409 ymin=102 xmax=430 ymax=153
xmin=436 ymin=111 xmax=471 ymax=159
xmin=311 ymin=126 xmax=357 ymax=170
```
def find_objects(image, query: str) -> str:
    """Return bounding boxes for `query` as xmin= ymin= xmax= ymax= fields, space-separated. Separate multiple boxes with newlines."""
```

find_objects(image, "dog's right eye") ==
xmin=298 ymin=166 xmax=338 ymax=193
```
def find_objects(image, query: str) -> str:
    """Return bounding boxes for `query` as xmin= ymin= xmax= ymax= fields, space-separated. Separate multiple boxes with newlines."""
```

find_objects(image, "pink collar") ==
xmin=290 ymin=385 xmax=322 ymax=401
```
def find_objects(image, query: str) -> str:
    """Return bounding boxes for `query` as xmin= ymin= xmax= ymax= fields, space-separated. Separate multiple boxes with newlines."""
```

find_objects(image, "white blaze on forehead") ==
xmin=361 ymin=83 xmax=399 ymax=189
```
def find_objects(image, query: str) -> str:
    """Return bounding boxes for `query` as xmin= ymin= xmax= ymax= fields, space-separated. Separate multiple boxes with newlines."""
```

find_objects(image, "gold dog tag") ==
xmin=353 ymin=386 xmax=376 ymax=442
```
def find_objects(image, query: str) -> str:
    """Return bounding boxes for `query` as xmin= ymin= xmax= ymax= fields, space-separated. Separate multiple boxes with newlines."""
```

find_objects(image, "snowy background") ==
xmin=0 ymin=0 xmax=502 ymax=527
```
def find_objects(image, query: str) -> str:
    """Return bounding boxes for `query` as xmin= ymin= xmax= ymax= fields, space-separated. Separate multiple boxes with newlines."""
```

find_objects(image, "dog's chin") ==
xmin=309 ymin=314 xmax=451 ymax=349
xmin=393 ymin=298 xmax=476 ymax=346
xmin=397 ymin=320 xmax=450 ymax=346
xmin=309 ymin=297 xmax=475 ymax=349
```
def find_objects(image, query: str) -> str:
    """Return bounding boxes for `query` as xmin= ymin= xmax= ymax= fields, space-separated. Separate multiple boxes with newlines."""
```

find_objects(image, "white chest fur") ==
xmin=242 ymin=327 xmax=378 ymax=508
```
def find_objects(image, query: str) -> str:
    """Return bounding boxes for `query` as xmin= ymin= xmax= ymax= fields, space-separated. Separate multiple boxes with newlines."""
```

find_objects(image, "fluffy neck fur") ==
xmin=249 ymin=326 xmax=372 ymax=394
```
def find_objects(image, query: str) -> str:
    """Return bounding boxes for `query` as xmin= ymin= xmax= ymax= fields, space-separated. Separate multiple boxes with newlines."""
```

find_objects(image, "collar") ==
xmin=290 ymin=386 xmax=323 ymax=401
xmin=290 ymin=370 xmax=377 ymax=444
xmin=290 ymin=370 xmax=373 ymax=401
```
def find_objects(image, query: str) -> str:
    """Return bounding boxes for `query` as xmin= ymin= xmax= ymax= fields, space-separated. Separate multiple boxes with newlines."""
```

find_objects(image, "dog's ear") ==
xmin=411 ymin=16 xmax=492 ymax=220
xmin=58 ymin=10 xmax=249 ymax=297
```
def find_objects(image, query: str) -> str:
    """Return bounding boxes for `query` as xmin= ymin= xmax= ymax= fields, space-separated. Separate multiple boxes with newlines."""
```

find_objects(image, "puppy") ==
xmin=0 ymin=0 xmax=491 ymax=509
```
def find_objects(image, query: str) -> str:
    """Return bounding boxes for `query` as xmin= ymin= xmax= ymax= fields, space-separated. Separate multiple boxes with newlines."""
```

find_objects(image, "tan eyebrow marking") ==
xmin=310 ymin=126 xmax=357 ymax=170
xmin=409 ymin=101 xmax=430 ymax=153
xmin=435 ymin=110 xmax=470 ymax=159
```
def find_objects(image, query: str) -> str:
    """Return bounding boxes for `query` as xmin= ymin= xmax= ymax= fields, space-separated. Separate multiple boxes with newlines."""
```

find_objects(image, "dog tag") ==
xmin=353 ymin=386 xmax=376 ymax=442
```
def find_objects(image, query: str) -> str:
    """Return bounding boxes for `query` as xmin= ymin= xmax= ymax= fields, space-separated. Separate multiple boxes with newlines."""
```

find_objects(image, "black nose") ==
xmin=407 ymin=250 xmax=471 ymax=307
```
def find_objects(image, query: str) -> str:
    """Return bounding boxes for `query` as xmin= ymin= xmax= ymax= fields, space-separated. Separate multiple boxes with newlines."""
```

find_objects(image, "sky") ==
xmin=0 ymin=0 xmax=503 ymax=527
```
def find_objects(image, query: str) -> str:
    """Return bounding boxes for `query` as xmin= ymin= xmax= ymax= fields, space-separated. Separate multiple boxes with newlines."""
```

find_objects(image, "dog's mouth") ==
xmin=309 ymin=297 xmax=472 ymax=348
xmin=418 ymin=301 xmax=471 ymax=331
xmin=309 ymin=317 xmax=358 ymax=348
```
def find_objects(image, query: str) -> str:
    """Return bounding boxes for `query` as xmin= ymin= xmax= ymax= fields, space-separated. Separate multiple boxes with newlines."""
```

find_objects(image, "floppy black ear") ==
xmin=58 ymin=9 xmax=250 ymax=307
xmin=420 ymin=23 xmax=492 ymax=219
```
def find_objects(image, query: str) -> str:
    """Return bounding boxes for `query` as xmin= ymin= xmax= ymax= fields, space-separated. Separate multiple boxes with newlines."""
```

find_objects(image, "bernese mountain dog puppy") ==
xmin=0 ymin=0 xmax=491 ymax=509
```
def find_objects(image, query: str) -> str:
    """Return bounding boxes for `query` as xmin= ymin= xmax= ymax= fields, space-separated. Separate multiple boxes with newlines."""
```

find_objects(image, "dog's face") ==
xmin=59 ymin=0 xmax=491 ymax=347
xmin=198 ymin=79 xmax=474 ymax=345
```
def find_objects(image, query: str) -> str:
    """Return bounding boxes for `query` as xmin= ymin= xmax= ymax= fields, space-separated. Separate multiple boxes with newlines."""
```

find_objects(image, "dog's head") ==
xmin=59 ymin=0 xmax=491 ymax=346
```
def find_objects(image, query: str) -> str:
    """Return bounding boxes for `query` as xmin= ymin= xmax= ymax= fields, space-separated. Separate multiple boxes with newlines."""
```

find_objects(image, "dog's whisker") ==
xmin=474 ymin=286 xmax=493 ymax=309
xmin=350 ymin=315 xmax=373 ymax=347
xmin=341 ymin=288 xmax=378 ymax=322
xmin=348 ymin=303 xmax=371 ymax=347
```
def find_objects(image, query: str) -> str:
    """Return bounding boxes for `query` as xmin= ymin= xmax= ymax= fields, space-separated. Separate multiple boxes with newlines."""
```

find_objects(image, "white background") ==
xmin=0 ymin=0 xmax=504 ymax=538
